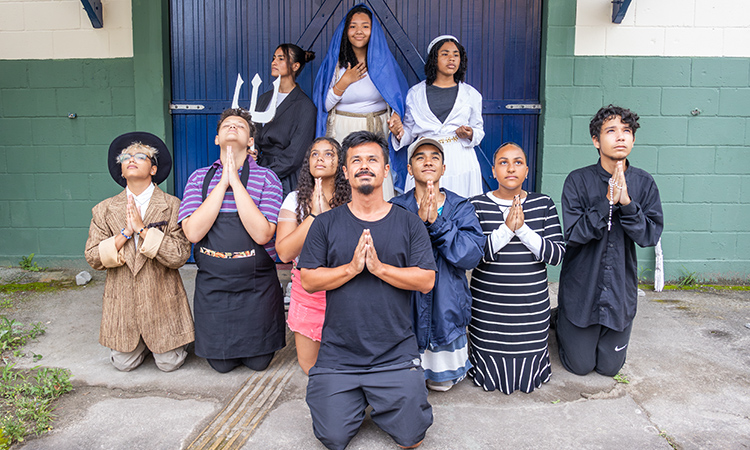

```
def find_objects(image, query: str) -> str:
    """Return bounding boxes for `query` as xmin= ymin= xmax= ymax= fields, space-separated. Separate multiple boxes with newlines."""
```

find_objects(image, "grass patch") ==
xmin=0 ymin=317 xmax=72 ymax=448
xmin=663 ymin=284 xmax=750 ymax=291
xmin=0 ymin=283 xmax=65 ymax=295
xmin=0 ymin=318 xmax=45 ymax=354
xmin=0 ymin=365 xmax=72 ymax=448
xmin=0 ymin=281 xmax=73 ymax=311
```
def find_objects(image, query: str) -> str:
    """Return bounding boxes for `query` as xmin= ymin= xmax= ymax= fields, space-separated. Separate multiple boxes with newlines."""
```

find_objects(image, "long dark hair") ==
xmin=295 ymin=137 xmax=351 ymax=223
xmin=424 ymin=38 xmax=467 ymax=86
xmin=338 ymin=5 xmax=372 ymax=69
xmin=276 ymin=43 xmax=315 ymax=82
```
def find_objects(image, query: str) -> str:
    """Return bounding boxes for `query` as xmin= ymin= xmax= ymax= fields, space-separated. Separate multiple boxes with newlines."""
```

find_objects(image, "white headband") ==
xmin=427 ymin=35 xmax=459 ymax=54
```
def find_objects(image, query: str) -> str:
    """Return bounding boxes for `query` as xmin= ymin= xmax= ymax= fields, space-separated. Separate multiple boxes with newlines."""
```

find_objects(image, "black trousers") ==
xmin=206 ymin=353 xmax=275 ymax=373
xmin=556 ymin=312 xmax=633 ymax=377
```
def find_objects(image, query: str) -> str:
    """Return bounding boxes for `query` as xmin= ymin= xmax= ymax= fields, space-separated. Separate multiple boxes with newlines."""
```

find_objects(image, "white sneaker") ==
xmin=426 ymin=380 xmax=454 ymax=392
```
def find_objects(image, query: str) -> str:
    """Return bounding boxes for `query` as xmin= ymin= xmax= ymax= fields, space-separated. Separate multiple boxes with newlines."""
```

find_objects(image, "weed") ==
xmin=676 ymin=266 xmax=699 ymax=288
xmin=0 ymin=365 xmax=72 ymax=448
xmin=0 ymin=314 xmax=70 ymax=448
xmin=659 ymin=429 xmax=678 ymax=449
xmin=637 ymin=266 xmax=653 ymax=284
xmin=18 ymin=254 xmax=44 ymax=272
xmin=0 ymin=318 xmax=45 ymax=354
xmin=613 ymin=372 xmax=630 ymax=384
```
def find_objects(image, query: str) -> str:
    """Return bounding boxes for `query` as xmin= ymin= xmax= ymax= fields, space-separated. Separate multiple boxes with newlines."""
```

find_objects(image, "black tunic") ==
xmin=256 ymin=86 xmax=317 ymax=196
xmin=558 ymin=160 xmax=663 ymax=332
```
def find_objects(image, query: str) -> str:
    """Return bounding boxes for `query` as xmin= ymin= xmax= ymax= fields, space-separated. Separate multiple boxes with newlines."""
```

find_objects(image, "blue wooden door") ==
xmin=169 ymin=0 xmax=542 ymax=197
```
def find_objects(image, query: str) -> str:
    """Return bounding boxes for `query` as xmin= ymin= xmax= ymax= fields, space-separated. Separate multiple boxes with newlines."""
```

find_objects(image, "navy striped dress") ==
xmin=468 ymin=192 xmax=565 ymax=394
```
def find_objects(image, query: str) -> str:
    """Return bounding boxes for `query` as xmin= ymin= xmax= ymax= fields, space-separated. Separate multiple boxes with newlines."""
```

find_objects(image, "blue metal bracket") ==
xmin=612 ymin=0 xmax=632 ymax=24
xmin=81 ymin=0 xmax=103 ymax=29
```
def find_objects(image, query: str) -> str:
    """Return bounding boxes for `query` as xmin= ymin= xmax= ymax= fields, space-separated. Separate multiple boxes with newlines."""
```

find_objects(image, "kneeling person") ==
xmin=85 ymin=132 xmax=194 ymax=372
xmin=299 ymin=131 xmax=436 ymax=450
xmin=556 ymin=105 xmax=663 ymax=376
xmin=391 ymin=137 xmax=484 ymax=391
xmin=179 ymin=108 xmax=285 ymax=373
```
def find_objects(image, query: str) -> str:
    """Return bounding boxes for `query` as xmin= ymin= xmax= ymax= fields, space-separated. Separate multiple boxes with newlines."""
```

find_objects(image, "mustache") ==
xmin=355 ymin=170 xmax=375 ymax=178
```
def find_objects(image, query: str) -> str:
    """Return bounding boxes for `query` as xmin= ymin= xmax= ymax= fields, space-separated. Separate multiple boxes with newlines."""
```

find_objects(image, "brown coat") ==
xmin=84 ymin=186 xmax=194 ymax=353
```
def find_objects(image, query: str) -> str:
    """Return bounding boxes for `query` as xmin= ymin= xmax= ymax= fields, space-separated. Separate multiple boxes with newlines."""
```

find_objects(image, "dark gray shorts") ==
xmin=306 ymin=363 xmax=433 ymax=450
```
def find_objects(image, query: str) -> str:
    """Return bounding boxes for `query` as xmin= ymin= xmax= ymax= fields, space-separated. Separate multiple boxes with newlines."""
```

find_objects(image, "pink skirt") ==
xmin=286 ymin=268 xmax=326 ymax=342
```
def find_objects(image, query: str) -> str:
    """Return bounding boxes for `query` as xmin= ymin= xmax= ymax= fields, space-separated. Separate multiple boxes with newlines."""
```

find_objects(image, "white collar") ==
xmin=126 ymin=183 xmax=155 ymax=217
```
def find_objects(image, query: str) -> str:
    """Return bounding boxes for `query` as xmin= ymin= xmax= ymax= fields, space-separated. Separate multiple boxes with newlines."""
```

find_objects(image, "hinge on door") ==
xmin=505 ymin=104 xmax=542 ymax=110
xmin=169 ymin=103 xmax=205 ymax=110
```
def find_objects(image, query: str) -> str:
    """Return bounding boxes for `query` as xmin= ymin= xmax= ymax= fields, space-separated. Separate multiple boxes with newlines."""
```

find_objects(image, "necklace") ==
xmin=607 ymin=180 xmax=621 ymax=231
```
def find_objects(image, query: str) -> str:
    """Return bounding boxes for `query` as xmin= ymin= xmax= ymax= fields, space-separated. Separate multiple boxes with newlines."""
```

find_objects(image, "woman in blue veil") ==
xmin=312 ymin=3 xmax=409 ymax=198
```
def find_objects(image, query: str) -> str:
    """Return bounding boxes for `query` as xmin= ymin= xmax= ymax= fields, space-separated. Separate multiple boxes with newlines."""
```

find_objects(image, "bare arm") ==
xmin=364 ymin=232 xmax=435 ymax=294
xmin=300 ymin=229 xmax=367 ymax=292
xmin=180 ymin=183 xmax=227 ymax=243
xmin=232 ymin=178 xmax=276 ymax=245
xmin=275 ymin=210 xmax=315 ymax=263
xmin=181 ymin=152 xmax=234 ymax=243
xmin=371 ymin=264 xmax=435 ymax=294
xmin=300 ymin=264 xmax=361 ymax=292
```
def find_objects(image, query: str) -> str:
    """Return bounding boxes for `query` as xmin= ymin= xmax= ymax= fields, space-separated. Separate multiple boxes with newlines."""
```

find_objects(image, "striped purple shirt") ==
xmin=178 ymin=156 xmax=282 ymax=259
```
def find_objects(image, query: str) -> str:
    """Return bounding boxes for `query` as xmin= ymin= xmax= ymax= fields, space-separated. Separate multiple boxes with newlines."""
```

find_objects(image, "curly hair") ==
xmin=338 ymin=5 xmax=372 ymax=69
xmin=276 ymin=43 xmax=315 ymax=82
xmin=425 ymin=38 xmax=467 ymax=85
xmin=589 ymin=104 xmax=640 ymax=139
xmin=295 ymin=137 xmax=351 ymax=223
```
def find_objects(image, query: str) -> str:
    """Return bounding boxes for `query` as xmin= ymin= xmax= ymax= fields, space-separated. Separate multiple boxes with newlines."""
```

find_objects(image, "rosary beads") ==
xmin=607 ymin=179 xmax=621 ymax=231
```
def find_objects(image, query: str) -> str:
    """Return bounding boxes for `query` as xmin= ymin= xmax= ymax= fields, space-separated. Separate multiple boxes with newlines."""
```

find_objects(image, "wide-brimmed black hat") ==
xmin=108 ymin=132 xmax=172 ymax=187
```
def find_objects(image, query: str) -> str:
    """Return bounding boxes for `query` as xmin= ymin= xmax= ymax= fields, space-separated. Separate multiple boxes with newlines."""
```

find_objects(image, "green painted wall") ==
xmin=540 ymin=2 xmax=750 ymax=283
xmin=0 ymin=58 xmax=135 ymax=264
xmin=0 ymin=0 xmax=171 ymax=266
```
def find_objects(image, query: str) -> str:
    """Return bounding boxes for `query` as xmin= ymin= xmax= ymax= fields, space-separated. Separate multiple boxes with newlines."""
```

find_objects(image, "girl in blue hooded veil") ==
xmin=312 ymin=4 xmax=409 ymax=199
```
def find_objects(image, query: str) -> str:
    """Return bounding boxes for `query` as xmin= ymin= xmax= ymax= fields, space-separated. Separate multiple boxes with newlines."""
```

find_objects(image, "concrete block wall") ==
xmin=0 ymin=58 xmax=136 ymax=264
xmin=541 ymin=2 xmax=750 ymax=283
xmin=0 ymin=0 xmax=133 ymax=60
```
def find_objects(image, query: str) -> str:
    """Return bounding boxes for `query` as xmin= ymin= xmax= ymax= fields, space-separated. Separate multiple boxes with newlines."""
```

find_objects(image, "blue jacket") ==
xmin=391 ymin=188 xmax=485 ymax=350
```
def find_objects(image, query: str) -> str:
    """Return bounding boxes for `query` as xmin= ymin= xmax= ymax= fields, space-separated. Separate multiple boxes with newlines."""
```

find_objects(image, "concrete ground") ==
xmin=3 ymin=265 xmax=750 ymax=449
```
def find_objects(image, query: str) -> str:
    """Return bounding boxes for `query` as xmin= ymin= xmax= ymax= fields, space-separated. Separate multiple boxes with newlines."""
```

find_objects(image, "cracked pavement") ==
xmin=5 ymin=266 xmax=750 ymax=449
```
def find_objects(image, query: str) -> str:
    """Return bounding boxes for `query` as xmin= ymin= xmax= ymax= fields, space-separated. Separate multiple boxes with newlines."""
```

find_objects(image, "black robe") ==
xmin=256 ymin=85 xmax=317 ymax=196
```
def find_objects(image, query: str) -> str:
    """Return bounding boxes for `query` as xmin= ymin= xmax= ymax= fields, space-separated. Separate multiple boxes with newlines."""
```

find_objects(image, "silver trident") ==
xmin=230 ymin=73 xmax=281 ymax=124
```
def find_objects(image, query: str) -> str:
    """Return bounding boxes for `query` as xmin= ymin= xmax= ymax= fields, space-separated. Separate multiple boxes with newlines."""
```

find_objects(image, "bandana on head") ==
xmin=427 ymin=35 xmax=459 ymax=54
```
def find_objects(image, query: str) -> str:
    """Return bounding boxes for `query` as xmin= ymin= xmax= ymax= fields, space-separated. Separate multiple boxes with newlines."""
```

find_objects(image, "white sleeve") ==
xmin=393 ymin=88 xmax=417 ymax=150
xmin=489 ymin=223 xmax=515 ymax=254
xmin=468 ymin=87 xmax=485 ymax=147
xmin=325 ymin=70 xmax=342 ymax=112
xmin=280 ymin=191 xmax=298 ymax=213
xmin=515 ymin=223 xmax=543 ymax=259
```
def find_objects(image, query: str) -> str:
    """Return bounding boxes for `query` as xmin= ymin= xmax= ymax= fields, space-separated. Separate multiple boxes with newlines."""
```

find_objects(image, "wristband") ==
xmin=137 ymin=227 xmax=145 ymax=235
xmin=120 ymin=228 xmax=132 ymax=239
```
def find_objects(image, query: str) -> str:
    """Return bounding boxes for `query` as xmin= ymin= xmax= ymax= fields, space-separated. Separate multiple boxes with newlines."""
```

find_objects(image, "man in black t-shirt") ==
xmin=299 ymin=131 xmax=436 ymax=450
